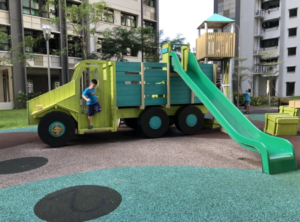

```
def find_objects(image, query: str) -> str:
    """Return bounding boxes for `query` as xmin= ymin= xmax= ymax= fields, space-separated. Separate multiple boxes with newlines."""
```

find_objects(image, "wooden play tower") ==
xmin=196 ymin=14 xmax=236 ymax=102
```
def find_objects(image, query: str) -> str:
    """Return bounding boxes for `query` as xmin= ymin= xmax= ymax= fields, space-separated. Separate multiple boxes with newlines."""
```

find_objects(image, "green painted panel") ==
xmin=145 ymin=84 xmax=167 ymax=95
xmin=116 ymin=76 xmax=141 ymax=81
xmin=199 ymin=64 xmax=213 ymax=82
xmin=145 ymin=97 xmax=167 ymax=105
xmin=144 ymin=62 xmax=167 ymax=68
xmin=116 ymin=66 xmax=141 ymax=72
xmin=116 ymin=84 xmax=141 ymax=91
xmin=145 ymin=76 xmax=167 ymax=83
xmin=144 ymin=69 xmax=167 ymax=74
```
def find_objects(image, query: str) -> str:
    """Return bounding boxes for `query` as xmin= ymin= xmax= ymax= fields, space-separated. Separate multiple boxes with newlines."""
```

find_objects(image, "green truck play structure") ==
xmin=27 ymin=43 xmax=298 ymax=175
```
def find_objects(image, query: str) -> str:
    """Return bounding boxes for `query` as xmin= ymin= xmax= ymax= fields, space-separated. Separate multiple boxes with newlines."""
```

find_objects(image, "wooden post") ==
xmin=213 ymin=64 xmax=217 ymax=85
xmin=140 ymin=62 xmax=145 ymax=109
xmin=191 ymin=91 xmax=194 ymax=104
xmin=166 ymin=63 xmax=171 ymax=108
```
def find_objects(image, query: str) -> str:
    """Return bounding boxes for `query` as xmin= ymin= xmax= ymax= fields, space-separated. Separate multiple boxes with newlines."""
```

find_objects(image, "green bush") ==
xmin=16 ymin=91 xmax=41 ymax=109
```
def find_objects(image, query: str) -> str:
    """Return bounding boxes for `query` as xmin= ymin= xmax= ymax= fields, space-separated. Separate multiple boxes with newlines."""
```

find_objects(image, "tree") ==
xmin=145 ymin=30 xmax=186 ymax=62
xmin=47 ymin=0 xmax=111 ymax=60
xmin=233 ymin=57 xmax=249 ymax=105
xmin=259 ymin=49 xmax=283 ymax=106
xmin=99 ymin=26 xmax=156 ymax=62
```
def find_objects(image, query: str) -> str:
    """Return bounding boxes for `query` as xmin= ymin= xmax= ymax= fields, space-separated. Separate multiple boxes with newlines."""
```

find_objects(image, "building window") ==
xmin=289 ymin=8 xmax=298 ymax=18
xmin=0 ymin=0 xmax=8 ymax=10
xmin=0 ymin=26 xmax=10 ymax=51
xmin=22 ymin=0 xmax=57 ymax=18
xmin=262 ymin=20 xmax=279 ymax=30
xmin=288 ymin=47 xmax=297 ymax=56
xmin=121 ymin=13 xmax=137 ymax=28
xmin=260 ymin=38 xmax=278 ymax=48
xmin=24 ymin=29 xmax=60 ymax=54
xmin=262 ymin=0 xmax=280 ymax=10
xmin=288 ymin=28 xmax=297 ymax=37
xmin=102 ymin=9 xmax=114 ymax=23
xmin=96 ymin=38 xmax=111 ymax=54
xmin=143 ymin=20 xmax=156 ymax=31
xmin=143 ymin=0 xmax=155 ymax=7
xmin=286 ymin=82 xmax=295 ymax=96
xmin=287 ymin=66 xmax=296 ymax=73
xmin=68 ymin=36 xmax=82 ymax=57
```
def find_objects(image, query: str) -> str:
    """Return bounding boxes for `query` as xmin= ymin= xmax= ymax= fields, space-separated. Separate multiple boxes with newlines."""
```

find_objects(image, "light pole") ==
xmin=42 ymin=24 xmax=52 ymax=92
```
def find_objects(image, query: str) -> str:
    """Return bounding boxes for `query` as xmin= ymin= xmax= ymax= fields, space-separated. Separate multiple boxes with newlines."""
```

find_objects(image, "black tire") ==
xmin=174 ymin=106 xmax=186 ymax=132
xmin=38 ymin=112 xmax=75 ymax=147
xmin=138 ymin=107 xmax=169 ymax=138
xmin=175 ymin=106 xmax=204 ymax=135
xmin=124 ymin=118 xmax=139 ymax=129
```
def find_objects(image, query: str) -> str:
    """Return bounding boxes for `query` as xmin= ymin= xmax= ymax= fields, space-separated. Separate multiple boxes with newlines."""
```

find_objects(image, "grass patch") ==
xmin=0 ymin=109 xmax=28 ymax=130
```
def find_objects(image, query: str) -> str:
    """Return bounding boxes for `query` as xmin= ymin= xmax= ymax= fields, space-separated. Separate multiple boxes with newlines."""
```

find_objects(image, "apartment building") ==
xmin=240 ymin=0 xmax=300 ymax=97
xmin=216 ymin=0 xmax=300 ymax=97
xmin=0 ymin=0 xmax=159 ymax=110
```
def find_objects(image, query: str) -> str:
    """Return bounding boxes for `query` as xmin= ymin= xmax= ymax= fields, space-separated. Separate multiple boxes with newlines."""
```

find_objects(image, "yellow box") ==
xmin=289 ymin=100 xmax=300 ymax=108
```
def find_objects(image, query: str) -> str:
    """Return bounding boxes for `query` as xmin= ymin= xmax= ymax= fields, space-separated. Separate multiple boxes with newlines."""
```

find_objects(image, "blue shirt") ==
xmin=244 ymin=92 xmax=251 ymax=101
xmin=83 ymin=88 xmax=98 ymax=105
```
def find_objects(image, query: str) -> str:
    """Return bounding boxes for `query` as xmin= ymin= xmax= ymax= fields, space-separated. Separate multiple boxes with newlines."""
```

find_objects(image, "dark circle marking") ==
xmin=34 ymin=185 xmax=122 ymax=222
xmin=0 ymin=157 xmax=48 ymax=174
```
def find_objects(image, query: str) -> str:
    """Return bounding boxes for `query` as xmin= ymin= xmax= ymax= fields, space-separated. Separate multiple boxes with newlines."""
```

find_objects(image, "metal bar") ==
xmin=166 ymin=63 xmax=170 ymax=108
xmin=140 ymin=63 xmax=145 ymax=109
xmin=47 ymin=40 xmax=51 ymax=92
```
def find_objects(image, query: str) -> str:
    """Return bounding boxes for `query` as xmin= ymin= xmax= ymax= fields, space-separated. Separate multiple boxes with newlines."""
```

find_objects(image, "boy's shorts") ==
xmin=87 ymin=102 xmax=101 ymax=116
xmin=245 ymin=100 xmax=250 ymax=106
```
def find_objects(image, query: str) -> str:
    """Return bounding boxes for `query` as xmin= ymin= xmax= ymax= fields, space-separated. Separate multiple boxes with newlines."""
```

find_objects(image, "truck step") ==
xmin=78 ymin=127 xmax=114 ymax=134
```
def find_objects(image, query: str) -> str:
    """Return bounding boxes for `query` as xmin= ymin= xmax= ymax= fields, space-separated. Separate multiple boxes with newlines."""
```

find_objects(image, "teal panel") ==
xmin=116 ymin=66 xmax=141 ymax=72
xmin=145 ymin=76 xmax=167 ymax=83
xmin=170 ymin=76 xmax=191 ymax=105
xmin=144 ymin=63 xmax=167 ymax=68
xmin=116 ymin=76 xmax=141 ymax=81
xmin=145 ymin=84 xmax=167 ymax=95
xmin=117 ymin=95 xmax=141 ymax=106
xmin=144 ymin=70 xmax=167 ymax=76
xmin=161 ymin=48 xmax=169 ymax=54
xmin=116 ymin=84 xmax=141 ymax=91
xmin=199 ymin=64 xmax=213 ymax=82
xmin=145 ymin=97 xmax=167 ymax=105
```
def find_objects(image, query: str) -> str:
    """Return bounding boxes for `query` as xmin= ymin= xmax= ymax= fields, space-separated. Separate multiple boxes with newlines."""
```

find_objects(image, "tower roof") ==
xmin=197 ymin=14 xmax=235 ymax=29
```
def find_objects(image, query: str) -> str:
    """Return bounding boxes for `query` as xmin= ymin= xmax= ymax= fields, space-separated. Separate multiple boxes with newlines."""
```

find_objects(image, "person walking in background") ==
xmin=241 ymin=89 xmax=251 ymax=114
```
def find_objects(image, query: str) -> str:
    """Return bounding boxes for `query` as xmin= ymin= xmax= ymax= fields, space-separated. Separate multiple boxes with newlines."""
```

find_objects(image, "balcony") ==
xmin=254 ymin=9 xmax=264 ymax=18
xmin=23 ymin=15 xmax=60 ymax=32
xmin=253 ymin=64 xmax=279 ymax=75
xmin=263 ymin=7 xmax=281 ymax=21
xmin=196 ymin=33 xmax=235 ymax=61
xmin=143 ymin=4 xmax=156 ymax=21
xmin=254 ymin=28 xmax=264 ymax=38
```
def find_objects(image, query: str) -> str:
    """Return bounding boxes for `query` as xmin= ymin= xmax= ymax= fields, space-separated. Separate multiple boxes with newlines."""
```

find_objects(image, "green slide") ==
xmin=169 ymin=51 xmax=298 ymax=174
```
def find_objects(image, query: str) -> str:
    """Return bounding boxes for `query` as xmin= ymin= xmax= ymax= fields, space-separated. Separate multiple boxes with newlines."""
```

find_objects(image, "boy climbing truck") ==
xmin=82 ymin=79 xmax=102 ymax=130
xmin=27 ymin=44 xmax=210 ymax=148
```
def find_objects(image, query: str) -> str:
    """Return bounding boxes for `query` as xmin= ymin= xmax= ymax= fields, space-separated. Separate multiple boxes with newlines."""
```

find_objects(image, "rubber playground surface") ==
xmin=1 ymin=107 xmax=300 ymax=221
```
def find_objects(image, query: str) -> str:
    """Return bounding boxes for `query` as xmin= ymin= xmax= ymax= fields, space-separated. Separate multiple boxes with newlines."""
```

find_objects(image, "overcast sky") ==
xmin=159 ymin=0 xmax=214 ymax=51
